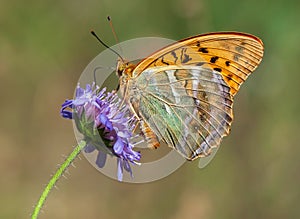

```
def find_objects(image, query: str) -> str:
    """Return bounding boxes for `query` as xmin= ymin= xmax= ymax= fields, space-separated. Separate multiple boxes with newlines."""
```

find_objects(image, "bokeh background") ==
xmin=1 ymin=0 xmax=300 ymax=218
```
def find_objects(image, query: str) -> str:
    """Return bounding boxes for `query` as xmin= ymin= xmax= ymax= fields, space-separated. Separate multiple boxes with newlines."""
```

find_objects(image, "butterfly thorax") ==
xmin=117 ymin=59 xmax=142 ymax=114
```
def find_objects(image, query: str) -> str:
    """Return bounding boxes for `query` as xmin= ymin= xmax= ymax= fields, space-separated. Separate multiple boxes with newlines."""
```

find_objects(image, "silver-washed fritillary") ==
xmin=117 ymin=32 xmax=264 ymax=160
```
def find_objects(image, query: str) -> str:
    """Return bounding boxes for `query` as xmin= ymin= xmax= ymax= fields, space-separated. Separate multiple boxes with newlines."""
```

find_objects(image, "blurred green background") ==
xmin=1 ymin=0 xmax=300 ymax=218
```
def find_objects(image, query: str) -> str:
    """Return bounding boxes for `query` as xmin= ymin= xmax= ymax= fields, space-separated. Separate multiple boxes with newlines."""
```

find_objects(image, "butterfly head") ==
xmin=116 ymin=58 xmax=137 ymax=97
xmin=116 ymin=58 xmax=136 ymax=78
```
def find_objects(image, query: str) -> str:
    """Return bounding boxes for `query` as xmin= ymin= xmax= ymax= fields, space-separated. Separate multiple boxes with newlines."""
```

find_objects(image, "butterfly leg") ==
xmin=126 ymin=97 xmax=160 ymax=149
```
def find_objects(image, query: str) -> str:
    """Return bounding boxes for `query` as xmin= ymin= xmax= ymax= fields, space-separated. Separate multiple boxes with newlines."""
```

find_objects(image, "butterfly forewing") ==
xmin=132 ymin=32 xmax=264 ymax=96
xmin=123 ymin=32 xmax=263 ymax=160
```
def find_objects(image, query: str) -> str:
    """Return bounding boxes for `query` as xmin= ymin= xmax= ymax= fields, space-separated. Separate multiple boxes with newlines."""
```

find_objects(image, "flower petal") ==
xmin=113 ymin=138 xmax=124 ymax=155
xmin=96 ymin=151 xmax=107 ymax=168
xmin=73 ymin=97 xmax=88 ymax=106
xmin=117 ymin=131 xmax=131 ymax=138
xmin=123 ymin=160 xmax=132 ymax=177
xmin=99 ymin=114 xmax=113 ymax=131
xmin=84 ymin=144 xmax=96 ymax=153
xmin=117 ymin=158 xmax=123 ymax=181
xmin=75 ymin=85 xmax=84 ymax=97
xmin=60 ymin=100 xmax=73 ymax=119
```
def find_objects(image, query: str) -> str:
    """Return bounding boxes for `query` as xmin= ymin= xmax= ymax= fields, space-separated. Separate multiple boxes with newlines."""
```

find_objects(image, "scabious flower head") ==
xmin=61 ymin=83 xmax=141 ymax=181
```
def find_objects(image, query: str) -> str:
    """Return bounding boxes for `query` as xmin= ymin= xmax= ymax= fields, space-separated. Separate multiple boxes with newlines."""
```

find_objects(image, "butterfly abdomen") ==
xmin=140 ymin=120 xmax=160 ymax=149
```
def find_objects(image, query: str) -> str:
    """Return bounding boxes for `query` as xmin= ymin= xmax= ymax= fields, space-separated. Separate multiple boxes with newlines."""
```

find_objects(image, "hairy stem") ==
xmin=31 ymin=140 xmax=86 ymax=219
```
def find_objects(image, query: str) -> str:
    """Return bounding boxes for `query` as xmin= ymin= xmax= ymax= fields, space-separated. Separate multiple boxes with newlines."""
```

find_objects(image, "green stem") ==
xmin=31 ymin=140 xmax=86 ymax=219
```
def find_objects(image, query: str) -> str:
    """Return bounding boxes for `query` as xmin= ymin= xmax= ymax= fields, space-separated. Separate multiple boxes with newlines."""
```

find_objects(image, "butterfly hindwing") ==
xmin=130 ymin=65 xmax=232 ymax=159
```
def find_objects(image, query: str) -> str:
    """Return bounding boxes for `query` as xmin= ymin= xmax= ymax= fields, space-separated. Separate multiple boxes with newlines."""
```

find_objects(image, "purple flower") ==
xmin=61 ymin=83 xmax=141 ymax=181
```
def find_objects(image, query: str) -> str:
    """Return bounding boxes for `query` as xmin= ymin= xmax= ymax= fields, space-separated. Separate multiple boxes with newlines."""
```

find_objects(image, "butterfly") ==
xmin=117 ymin=32 xmax=264 ymax=161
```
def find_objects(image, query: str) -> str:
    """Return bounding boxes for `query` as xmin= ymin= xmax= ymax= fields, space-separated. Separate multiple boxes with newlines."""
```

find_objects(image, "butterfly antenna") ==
xmin=107 ymin=16 xmax=124 ymax=55
xmin=90 ymin=30 xmax=125 ymax=62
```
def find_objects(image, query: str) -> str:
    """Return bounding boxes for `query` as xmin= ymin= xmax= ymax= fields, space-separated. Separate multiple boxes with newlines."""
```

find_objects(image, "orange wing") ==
xmin=125 ymin=32 xmax=264 ymax=159
xmin=132 ymin=32 xmax=264 ymax=96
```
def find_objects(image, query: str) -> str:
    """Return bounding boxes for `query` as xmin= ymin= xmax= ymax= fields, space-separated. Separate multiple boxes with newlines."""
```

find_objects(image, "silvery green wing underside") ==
xmin=131 ymin=65 xmax=233 ymax=160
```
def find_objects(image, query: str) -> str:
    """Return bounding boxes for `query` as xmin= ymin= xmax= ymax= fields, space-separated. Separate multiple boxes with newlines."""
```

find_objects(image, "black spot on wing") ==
xmin=199 ymin=48 xmax=209 ymax=53
xmin=210 ymin=56 xmax=219 ymax=63
xmin=213 ymin=68 xmax=222 ymax=72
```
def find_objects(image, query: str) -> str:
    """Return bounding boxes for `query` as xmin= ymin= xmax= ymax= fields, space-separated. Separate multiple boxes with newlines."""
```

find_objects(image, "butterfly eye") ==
xmin=116 ymin=60 xmax=125 ymax=77
xmin=117 ymin=67 xmax=123 ymax=77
